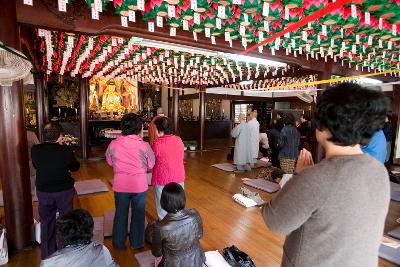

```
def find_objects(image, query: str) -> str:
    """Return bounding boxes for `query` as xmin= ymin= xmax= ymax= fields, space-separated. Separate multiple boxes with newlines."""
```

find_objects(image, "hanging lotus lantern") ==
xmin=281 ymin=0 xmax=303 ymax=9
xmin=167 ymin=17 xmax=183 ymax=28
xmin=282 ymin=7 xmax=303 ymax=27
xmin=194 ymin=0 xmax=210 ymax=13
xmin=362 ymin=0 xmax=388 ymax=12
xmin=264 ymin=2 xmax=283 ymax=21
xmin=241 ymin=0 xmax=261 ymax=13
xmin=201 ymin=11 xmax=217 ymax=28
xmin=303 ymin=0 xmax=327 ymax=15
xmin=177 ymin=0 xmax=195 ymax=20
xmin=375 ymin=2 xmax=400 ymax=23
xmin=341 ymin=5 xmax=361 ymax=29
xmin=114 ymin=1 xmax=131 ymax=16
xmin=86 ymin=0 xmax=109 ymax=12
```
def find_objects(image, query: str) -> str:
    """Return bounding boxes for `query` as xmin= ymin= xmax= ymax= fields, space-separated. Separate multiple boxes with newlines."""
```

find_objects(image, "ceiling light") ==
xmin=232 ymin=55 xmax=286 ymax=68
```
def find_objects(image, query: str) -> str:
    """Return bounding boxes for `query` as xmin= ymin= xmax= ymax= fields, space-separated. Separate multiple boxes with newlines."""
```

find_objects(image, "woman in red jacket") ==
xmin=151 ymin=117 xmax=185 ymax=220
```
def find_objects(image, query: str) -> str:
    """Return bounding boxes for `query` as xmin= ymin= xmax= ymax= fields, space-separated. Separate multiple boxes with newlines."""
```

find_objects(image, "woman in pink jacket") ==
xmin=152 ymin=117 xmax=185 ymax=220
xmin=106 ymin=113 xmax=155 ymax=250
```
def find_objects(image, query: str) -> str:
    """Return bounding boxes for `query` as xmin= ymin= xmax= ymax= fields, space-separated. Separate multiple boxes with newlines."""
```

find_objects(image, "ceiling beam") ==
xmin=16 ymin=0 xmax=397 ymax=82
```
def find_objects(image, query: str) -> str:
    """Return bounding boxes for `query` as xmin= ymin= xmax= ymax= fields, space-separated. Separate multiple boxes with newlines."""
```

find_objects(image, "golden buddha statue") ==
xmin=89 ymin=82 xmax=99 ymax=110
xmin=101 ymin=80 xmax=125 ymax=113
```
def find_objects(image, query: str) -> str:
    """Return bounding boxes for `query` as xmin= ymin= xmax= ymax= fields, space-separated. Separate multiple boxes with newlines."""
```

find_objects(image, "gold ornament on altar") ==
xmin=101 ymin=80 xmax=125 ymax=113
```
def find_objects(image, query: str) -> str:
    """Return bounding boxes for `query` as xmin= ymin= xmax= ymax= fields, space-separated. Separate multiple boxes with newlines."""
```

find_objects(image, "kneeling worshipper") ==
xmin=40 ymin=209 xmax=118 ymax=267
xmin=261 ymin=83 xmax=390 ymax=267
xmin=231 ymin=113 xmax=253 ymax=173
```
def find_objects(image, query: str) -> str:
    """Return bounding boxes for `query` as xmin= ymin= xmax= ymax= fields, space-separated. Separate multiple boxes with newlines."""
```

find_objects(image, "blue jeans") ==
xmin=112 ymin=191 xmax=147 ymax=250
xmin=154 ymin=183 xmax=184 ymax=220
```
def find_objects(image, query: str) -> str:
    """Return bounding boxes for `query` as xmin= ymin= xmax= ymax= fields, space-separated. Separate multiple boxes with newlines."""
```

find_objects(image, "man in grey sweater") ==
xmin=262 ymin=83 xmax=390 ymax=267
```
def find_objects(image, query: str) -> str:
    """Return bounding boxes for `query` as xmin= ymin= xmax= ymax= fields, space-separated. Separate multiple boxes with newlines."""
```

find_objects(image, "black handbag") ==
xmin=222 ymin=245 xmax=256 ymax=267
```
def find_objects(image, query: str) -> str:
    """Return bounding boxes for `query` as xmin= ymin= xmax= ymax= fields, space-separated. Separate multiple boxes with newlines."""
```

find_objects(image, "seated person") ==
xmin=40 ymin=209 xmax=118 ymax=267
xmin=152 ymin=182 xmax=205 ymax=267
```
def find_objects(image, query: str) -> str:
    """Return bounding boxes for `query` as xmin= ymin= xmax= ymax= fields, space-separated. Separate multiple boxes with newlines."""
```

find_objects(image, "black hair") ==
xmin=160 ymin=182 xmax=186 ymax=214
xmin=315 ymin=82 xmax=389 ymax=146
xmin=155 ymin=116 xmax=173 ymax=135
xmin=43 ymin=122 xmax=63 ymax=142
xmin=56 ymin=209 xmax=94 ymax=248
xmin=282 ymin=113 xmax=296 ymax=126
xmin=121 ymin=113 xmax=143 ymax=136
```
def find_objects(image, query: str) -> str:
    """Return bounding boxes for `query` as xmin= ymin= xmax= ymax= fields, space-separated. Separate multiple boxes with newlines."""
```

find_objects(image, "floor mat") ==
xmin=243 ymin=178 xmax=280 ymax=193
xmin=134 ymin=250 xmax=155 ymax=267
xmin=212 ymin=163 xmax=236 ymax=172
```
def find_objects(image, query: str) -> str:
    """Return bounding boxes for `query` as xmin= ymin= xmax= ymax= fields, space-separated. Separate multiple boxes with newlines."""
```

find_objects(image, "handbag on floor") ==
xmin=222 ymin=245 xmax=255 ymax=267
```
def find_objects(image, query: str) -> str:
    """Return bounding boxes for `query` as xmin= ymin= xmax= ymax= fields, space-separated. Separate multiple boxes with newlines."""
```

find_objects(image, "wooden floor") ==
xmin=3 ymin=149 xmax=400 ymax=267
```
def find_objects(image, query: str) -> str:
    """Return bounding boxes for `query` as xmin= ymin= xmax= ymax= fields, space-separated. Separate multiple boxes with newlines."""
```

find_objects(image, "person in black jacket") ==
xmin=32 ymin=122 xmax=80 ymax=260
xmin=382 ymin=115 xmax=393 ymax=165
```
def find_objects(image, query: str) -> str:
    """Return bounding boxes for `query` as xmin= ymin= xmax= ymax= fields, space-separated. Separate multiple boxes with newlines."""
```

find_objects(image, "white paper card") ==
xmin=233 ymin=0 xmax=241 ymax=4
xmin=264 ymin=21 xmax=269 ymax=32
xmin=224 ymin=31 xmax=230 ymax=41
xmin=205 ymin=27 xmax=211 ymax=37
xmin=193 ymin=31 xmax=197 ymax=41
xmin=259 ymin=31 xmax=264 ymax=41
xmin=157 ymin=16 xmax=163 ymax=27
xmin=148 ymin=22 xmax=155 ymax=32
xmin=168 ymin=5 xmax=175 ymax=18
xmin=263 ymin=3 xmax=270 ymax=17
xmin=393 ymin=24 xmax=397 ymax=36
xmin=351 ymin=4 xmax=357 ymax=18
xmin=216 ymin=18 xmax=222 ymax=29
xmin=285 ymin=6 xmax=289 ymax=20
xmin=368 ymin=36 xmax=373 ymax=45
xmin=190 ymin=0 xmax=197 ymax=10
xmin=137 ymin=0 xmax=145 ymax=11
xmin=58 ymin=0 xmax=67 ymax=12
xmin=365 ymin=12 xmax=370 ymax=25
xmin=121 ymin=16 xmax=128 ymax=27
xmin=218 ymin=6 xmax=225 ymax=19
xmin=194 ymin=13 xmax=201 ymax=24
xmin=129 ymin=10 xmax=136 ymax=22
xmin=183 ymin=20 xmax=189 ymax=30
xmin=240 ymin=25 xmax=245 ymax=36
xmin=24 ymin=0 xmax=33 ymax=6
xmin=91 ymin=8 xmax=99 ymax=20
xmin=302 ymin=31 xmax=307 ymax=41
xmin=211 ymin=36 xmax=216 ymax=44
xmin=95 ymin=0 xmax=102 ymax=12
xmin=321 ymin=25 xmax=327 ymax=36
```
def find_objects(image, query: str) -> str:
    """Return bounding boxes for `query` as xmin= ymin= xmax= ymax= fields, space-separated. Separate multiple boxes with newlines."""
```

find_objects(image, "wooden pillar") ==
xmin=34 ymin=74 xmax=45 ymax=143
xmin=172 ymin=87 xmax=179 ymax=133
xmin=392 ymin=85 xmax=400 ymax=165
xmin=198 ymin=87 xmax=206 ymax=150
xmin=0 ymin=0 xmax=33 ymax=250
xmin=79 ymin=78 xmax=89 ymax=159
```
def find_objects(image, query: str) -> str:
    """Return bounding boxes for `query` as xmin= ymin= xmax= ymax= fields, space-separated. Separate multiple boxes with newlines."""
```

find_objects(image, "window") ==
xmin=234 ymin=103 xmax=249 ymax=123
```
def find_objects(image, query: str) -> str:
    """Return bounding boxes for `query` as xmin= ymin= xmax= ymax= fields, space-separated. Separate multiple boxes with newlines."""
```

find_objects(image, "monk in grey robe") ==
xmin=231 ymin=114 xmax=253 ymax=173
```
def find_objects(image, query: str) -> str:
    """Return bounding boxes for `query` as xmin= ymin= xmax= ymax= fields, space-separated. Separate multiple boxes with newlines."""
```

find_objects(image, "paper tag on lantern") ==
xmin=112 ymin=38 xmax=117 ymax=46
xmin=121 ymin=16 xmax=128 ymax=27
xmin=118 ymin=37 xmax=124 ymax=43
xmin=321 ymin=25 xmax=327 ymax=36
xmin=368 ymin=36 xmax=373 ymax=45
xmin=216 ymin=18 xmax=222 ymax=29
xmin=190 ymin=0 xmax=197 ymax=10
xmin=240 ymin=25 xmax=245 ymax=36
xmin=379 ymin=18 xmax=383 ymax=30
xmin=306 ymin=43 xmax=310 ymax=52
xmin=285 ymin=6 xmax=289 ymax=20
xmin=91 ymin=8 xmax=99 ymax=20
xmin=351 ymin=5 xmax=356 ymax=18
xmin=193 ymin=31 xmax=198 ymax=41
xmin=263 ymin=3 xmax=270 ymax=17
xmin=229 ymin=40 xmax=232 ymax=47
xmin=205 ymin=27 xmax=211 ymax=37
xmin=317 ymin=35 xmax=321 ymax=44
xmin=108 ymin=45 xmax=112 ymax=53
xmin=308 ymin=22 xmax=312 ymax=29
xmin=352 ymin=44 xmax=356 ymax=54
xmin=38 ymin=29 xmax=45 ymax=37
xmin=388 ymin=41 xmax=393 ymax=50
xmin=355 ymin=34 xmax=360 ymax=44
xmin=299 ymin=46 xmax=303 ymax=54
xmin=148 ymin=22 xmax=155 ymax=32
xmin=320 ymin=47 xmax=324 ymax=57
xmin=183 ymin=20 xmax=189 ymax=30
xmin=137 ymin=0 xmax=145 ymax=11
xmin=258 ymin=46 xmax=263 ymax=53
xmin=328 ymin=47 xmax=333 ymax=55
xmin=365 ymin=12 xmax=370 ymax=25
xmin=211 ymin=36 xmax=216 ymax=44
xmin=362 ymin=45 xmax=365 ymax=53
xmin=264 ymin=21 xmax=269 ymax=32
xmin=242 ymin=38 xmax=247 ymax=48
xmin=157 ymin=16 xmax=163 ymax=27
xmin=339 ymin=49 xmax=343 ymax=58
xmin=233 ymin=0 xmax=241 ymax=4
xmin=284 ymin=32 xmax=290 ymax=38
xmin=275 ymin=37 xmax=280 ymax=50
xmin=58 ymin=0 xmax=67 ymax=12
xmin=330 ymin=38 xmax=334 ymax=47
xmin=259 ymin=31 xmax=264 ymax=42
xmin=94 ymin=0 xmax=102 ymax=12
xmin=271 ymin=48 xmax=275 ymax=56
xmin=393 ymin=24 xmax=397 ymax=36
xmin=218 ymin=6 xmax=225 ymax=19
xmin=225 ymin=31 xmax=230 ymax=41
xmin=129 ymin=10 xmax=136 ymax=22
xmin=194 ymin=13 xmax=201 ymax=24
xmin=379 ymin=39 xmax=383 ymax=48
xmin=168 ymin=5 xmax=175 ymax=18
xmin=302 ymin=31 xmax=307 ymax=41
xmin=243 ymin=13 xmax=248 ymax=23
xmin=24 ymin=0 xmax=33 ymax=6
xmin=382 ymin=51 xmax=386 ymax=58
xmin=311 ymin=51 xmax=315 ymax=58
xmin=291 ymin=39 xmax=295 ymax=48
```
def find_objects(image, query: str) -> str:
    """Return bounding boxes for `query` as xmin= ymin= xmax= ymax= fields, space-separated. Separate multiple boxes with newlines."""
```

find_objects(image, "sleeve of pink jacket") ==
xmin=145 ymin=143 xmax=156 ymax=170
